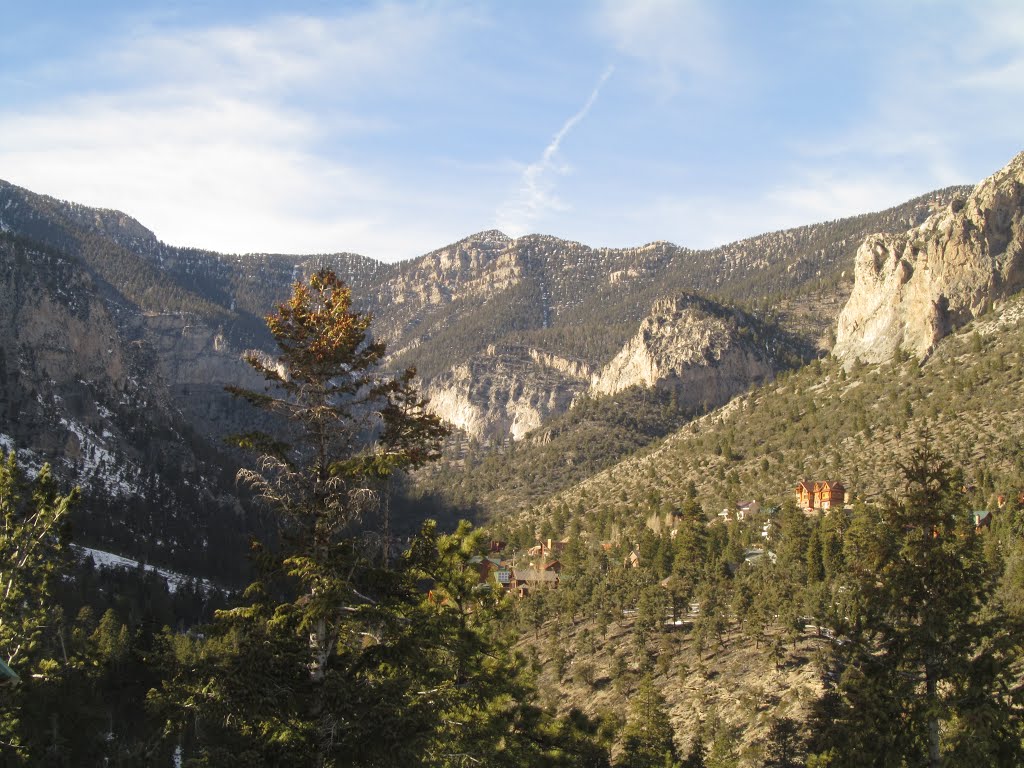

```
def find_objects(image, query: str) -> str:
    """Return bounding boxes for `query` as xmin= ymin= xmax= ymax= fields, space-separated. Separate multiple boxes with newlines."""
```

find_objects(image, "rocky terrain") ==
xmin=0 ymin=161 xmax=984 ymax=576
xmin=834 ymin=150 xmax=1024 ymax=364
xmin=589 ymin=296 xmax=777 ymax=408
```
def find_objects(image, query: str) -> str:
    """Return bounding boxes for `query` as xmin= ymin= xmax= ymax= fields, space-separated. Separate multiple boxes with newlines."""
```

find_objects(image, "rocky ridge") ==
xmin=833 ymin=151 xmax=1024 ymax=363
xmin=425 ymin=345 xmax=587 ymax=442
xmin=590 ymin=296 xmax=776 ymax=409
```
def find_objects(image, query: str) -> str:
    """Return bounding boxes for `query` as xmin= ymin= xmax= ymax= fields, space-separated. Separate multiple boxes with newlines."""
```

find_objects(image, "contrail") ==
xmin=498 ymin=65 xmax=615 ymax=235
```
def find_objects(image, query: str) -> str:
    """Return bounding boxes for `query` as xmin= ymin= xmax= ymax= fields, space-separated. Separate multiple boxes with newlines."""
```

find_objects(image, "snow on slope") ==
xmin=73 ymin=545 xmax=218 ymax=594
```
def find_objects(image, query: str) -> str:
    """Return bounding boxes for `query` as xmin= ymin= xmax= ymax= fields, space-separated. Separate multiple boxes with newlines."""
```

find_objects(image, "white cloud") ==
xmin=496 ymin=66 xmax=614 ymax=236
xmin=0 ymin=3 xmax=476 ymax=261
xmin=109 ymin=5 xmax=455 ymax=96
xmin=593 ymin=0 xmax=723 ymax=92
xmin=622 ymin=166 xmax=928 ymax=252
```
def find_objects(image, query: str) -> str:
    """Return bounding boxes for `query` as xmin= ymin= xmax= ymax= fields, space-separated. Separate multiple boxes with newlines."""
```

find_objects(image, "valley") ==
xmin=2 ymin=150 xmax=1023 ymax=766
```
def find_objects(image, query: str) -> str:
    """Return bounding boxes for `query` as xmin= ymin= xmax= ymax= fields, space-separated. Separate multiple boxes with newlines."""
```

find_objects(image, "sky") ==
xmin=2 ymin=1 xmax=1023 ymax=262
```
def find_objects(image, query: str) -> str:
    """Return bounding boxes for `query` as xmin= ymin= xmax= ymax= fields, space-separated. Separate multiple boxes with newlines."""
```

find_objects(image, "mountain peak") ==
xmin=834 ymin=148 xmax=1024 ymax=364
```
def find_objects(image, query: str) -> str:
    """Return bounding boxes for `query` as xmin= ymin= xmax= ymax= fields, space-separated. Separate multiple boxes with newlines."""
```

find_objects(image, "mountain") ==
xmin=415 ymin=150 xmax=1024 ymax=524
xmin=4 ymin=151 xmax=1024 ymax=764
xmin=834 ymin=150 xmax=1024 ymax=363
xmin=0 ymin=169 xmax=975 ymax=576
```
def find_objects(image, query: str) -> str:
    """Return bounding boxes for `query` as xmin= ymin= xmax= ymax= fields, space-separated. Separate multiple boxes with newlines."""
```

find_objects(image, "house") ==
xmin=528 ymin=538 xmax=569 ymax=561
xmin=816 ymin=482 xmax=845 ymax=511
xmin=469 ymin=555 xmax=502 ymax=583
xmin=625 ymin=550 xmax=641 ymax=569
xmin=736 ymin=500 xmax=761 ymax=520
xmin=742 ymin=547 xmax=776 ymax=566
xmin=495 ymin=567 xmax=512 ymax=588
xmin=718 ymin=500 xmax=761 ymax=524
xmin=796 ymin=481 xmax=815 ymax=510
xmin=796 ymin=480 xmax=846 ymax=514
xmin=509 ymin=567 xmax=559 ymax=596
xmin=970 ymin=510 xmax=993 ymax=532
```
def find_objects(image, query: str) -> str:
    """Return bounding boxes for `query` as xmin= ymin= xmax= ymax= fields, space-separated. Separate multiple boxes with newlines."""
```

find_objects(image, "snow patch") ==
xmin=73 ymin=545 xmax=217 ymax=595
xmin=59 ymin=415 xmax=141 ymax=497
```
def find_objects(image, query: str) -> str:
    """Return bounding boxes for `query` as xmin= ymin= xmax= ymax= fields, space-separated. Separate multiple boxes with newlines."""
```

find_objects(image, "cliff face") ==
xmin=426 ymin=346 xmax=588 ymax=442
xmin=590 ymin=296 xmax=776 ymax=412
xmin=834 ymin=152 xmax=1024 ymax=364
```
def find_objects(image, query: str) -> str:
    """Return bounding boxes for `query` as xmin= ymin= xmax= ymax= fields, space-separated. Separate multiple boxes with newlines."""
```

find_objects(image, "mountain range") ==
xmin=3 ymin=151 xmax=1023 ymax=581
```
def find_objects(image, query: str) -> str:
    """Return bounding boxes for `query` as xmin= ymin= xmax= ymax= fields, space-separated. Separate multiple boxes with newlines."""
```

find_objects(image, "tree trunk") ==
xmin=926 ymin=666 xmax=941 ymax=768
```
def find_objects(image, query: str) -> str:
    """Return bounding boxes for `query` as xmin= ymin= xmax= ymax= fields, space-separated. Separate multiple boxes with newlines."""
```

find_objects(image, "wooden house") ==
xmin=796 ymin=481 xmax=815 ymax=510
xmin=509 ymin=567 xmax=559 ymax=596
xmin=796 ymin=480 xmax=846 ymax=513
xmin=816 ymin=481 xmax=845 ymax=511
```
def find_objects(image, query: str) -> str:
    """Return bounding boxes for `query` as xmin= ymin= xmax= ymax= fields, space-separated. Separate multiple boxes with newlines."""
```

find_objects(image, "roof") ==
xmin=0 ymin=658 xmax=20 ymax=686
xmin=513 ymin=569 xmax=558 ymax=583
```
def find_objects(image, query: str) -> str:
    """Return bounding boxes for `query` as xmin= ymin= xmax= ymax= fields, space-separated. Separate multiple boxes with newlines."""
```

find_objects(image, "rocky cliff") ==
xmin=833 ymin=151 xmax=1024 ymax=364
xmin=0 ymin=164 xmax=981 ymax=463
xmin=426 ymin=345 xmax=587 ymax=442
xmin=590 ymin=296 xmax=777 ymax=412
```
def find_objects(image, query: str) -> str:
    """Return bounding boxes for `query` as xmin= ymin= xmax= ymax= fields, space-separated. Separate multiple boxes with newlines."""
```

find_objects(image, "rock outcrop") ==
xmin=589 ymin=296 xmax=776 ymax=412
xmin=834 ymin=151 xmax=1024 ymax=364
xmin=426 ymin=347 xmax=586 ymax=442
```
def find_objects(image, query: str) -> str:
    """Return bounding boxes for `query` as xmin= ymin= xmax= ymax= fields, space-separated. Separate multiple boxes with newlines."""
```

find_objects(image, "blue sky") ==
xmin=2 ymin=1 xmax=1022 ymax=261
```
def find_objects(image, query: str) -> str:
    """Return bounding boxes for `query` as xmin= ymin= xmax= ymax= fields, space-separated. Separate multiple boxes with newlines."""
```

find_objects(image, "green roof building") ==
xmin=0 ymin=658 xmax=20 ymax=687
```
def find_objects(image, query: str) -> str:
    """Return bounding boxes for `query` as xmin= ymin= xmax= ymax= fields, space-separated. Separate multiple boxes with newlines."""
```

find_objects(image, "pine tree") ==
xmin=811 ymin=440 xmax=1024 ymax=767
xmin=157 ymin=270 xmax=449 ymax=766
xmin=0 ymin=453 xmax=78 ymax=764
xmin=616 ymin=675 xmax=679 ymax=767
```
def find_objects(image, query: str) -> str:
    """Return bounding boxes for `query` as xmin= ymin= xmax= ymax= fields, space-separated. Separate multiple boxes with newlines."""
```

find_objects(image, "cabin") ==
xmin=796 ymin=480 xmax=846 ymax=514
xmin=796 ymin=481 xmax=814 ymax=510
xmin=469 ymin=555 xmax=504 ymax=583
xmin=736 ymin=500 xmax=761 ymax=520
xmin=509 ymin=567 xmax=559 ymax=596
xmin=718 ymin=500 xmax=761 ymax=524
xmin=970 ymin=510 xmax=993 ymax=532
xmin=527 ymin=538 xmax=569 ymax=560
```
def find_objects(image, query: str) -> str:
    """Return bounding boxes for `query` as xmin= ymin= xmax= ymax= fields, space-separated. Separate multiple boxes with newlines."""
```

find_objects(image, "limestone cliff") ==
xmin=426 ymin=347 xmax=586 ymax=442
xmin=834 ymin=151 xmax=1024 ymax=364
xmin=590 ymin=296 xmax=776 ymax=412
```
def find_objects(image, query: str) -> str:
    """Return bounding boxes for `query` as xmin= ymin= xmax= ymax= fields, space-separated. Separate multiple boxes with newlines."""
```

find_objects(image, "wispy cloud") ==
xmin=496 ymin=66 xmax=614 ymax=236
xmin=0 ymin=3 xmax=477 ymax=261
xmin=593 ymin=0 xmax=723 ymax=93
xmin=618 ymin=164 xmax=929 ymax=252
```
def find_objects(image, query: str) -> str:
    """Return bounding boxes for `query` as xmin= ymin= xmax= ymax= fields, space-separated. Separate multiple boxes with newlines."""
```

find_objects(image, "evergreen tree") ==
xmin=761 ymin=717 xmax=804 ymax=767
xmin=810 ymin=441 xmax=1024 ymax=767
xmin=616 ymin=675 xmax=679 ymax=768
xmin=157 ymin=271 xmax=449 ymax=766
xmin=0 ymin=453 xmax=78 ymax=764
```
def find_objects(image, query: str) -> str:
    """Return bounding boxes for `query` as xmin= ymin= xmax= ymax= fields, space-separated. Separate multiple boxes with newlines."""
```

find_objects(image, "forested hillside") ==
xmin=1 ymin=150 xmax=1023 ymax=767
